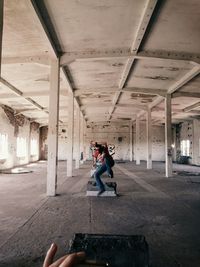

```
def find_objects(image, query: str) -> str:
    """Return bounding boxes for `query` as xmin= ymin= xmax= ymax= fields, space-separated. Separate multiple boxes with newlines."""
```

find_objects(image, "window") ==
xmin=0 ymin=133 xmax=8 ymax=160
xmin=181 ymin=140 xmax=190 ymax=156
xmin=17 ymin=137 xmax=27 ymax=158
xmin=30 ymin=139 xmax=38 ymax=156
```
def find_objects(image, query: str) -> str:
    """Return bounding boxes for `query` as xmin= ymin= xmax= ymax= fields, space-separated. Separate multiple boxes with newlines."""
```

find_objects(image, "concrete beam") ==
xmin=183 ymin=101 xmax=200 ymax=112
xmin=123 ymin=87 xmax=166 ymax=97
xmin=60 ymin=49 xmax=131 ymax=66
xmin=0 ymin=77 xmax=47 ymax=112
xmin=73 ymin=87 xmax=167 ymax=97
xmin=108 ymin=0 xmax=159 ymax=120
xmin=172 ymin=92 xmax=200 ymax=99
xmin=2 ymin=55 xmax=49 ymax=65
xmin=60 ymin=49 xmax=200 ymax=66
xmin=167 ymin=64 xmax=200 ymax=94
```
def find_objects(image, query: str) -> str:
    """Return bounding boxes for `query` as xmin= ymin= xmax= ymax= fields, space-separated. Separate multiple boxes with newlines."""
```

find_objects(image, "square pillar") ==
xmin=136 ymin=116 xmax=140 ymax=165
xmin=146 ymin=108 xmax=152 ymax=169
xmin=47 ymin=59 xmax=60 ymax=196
xmin=129 ymin=120 xmax=133 ymax=161
xmin=165 ymin=94 xmax=173 ymax=177
xmin=80 ymin=113 xmax=84 ymax=164
xmin=0 ymin=0 xmax=4 ymax=76
xmin=67 ymin=92 xmax=74 ymax=177
xmin=75 ymin=106 xmax=80 ymax=169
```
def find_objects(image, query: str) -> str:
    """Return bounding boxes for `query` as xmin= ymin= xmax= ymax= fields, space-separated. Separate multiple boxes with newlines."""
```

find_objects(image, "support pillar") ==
xmin=146 ymin=108 xmax=152 ymax=169
xmin=47 ymin=59 xmax=60 ymax=196
xmin=83 ymin=119 xmax=87 ymax=162
xmin=136 ymin=116 xmax=140 ymax=165
xmin=0 ymin=0 xmax=4 ymax=76
xmin=67 ymin=92 xmax=74 ymax=177
xmin=165 ymin=94 xmax=173 ymax=177
xmin=75 ymin=106 xmax=80 ymax=169
xmin=80 ymin=113 xmax=84 ymax=164
xmin=129 ymin=120 xmax=133 ymax=161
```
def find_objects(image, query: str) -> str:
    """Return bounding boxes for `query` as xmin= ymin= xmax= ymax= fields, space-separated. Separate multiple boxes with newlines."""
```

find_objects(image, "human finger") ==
xmin=43 ymin=243 xmax=58 ymax=267
xmin=60 ymin=252 xmax=85 ymax=267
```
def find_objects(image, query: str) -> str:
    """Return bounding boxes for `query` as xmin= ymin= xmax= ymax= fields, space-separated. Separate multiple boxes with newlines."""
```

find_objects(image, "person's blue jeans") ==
xmin=94 ymin=163 xmax=107 ymax=191
xmin=105 ymin=158 xmax=114 ymax=177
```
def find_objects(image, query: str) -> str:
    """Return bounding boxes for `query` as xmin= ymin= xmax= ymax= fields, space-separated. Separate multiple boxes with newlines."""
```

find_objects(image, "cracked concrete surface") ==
xmin=0 ymin=161 xmax=200 ymax=267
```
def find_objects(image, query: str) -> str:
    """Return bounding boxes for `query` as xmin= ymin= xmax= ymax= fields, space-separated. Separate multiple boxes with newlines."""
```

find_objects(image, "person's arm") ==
xmin=43 ymin=243 xmax=85 ymax=267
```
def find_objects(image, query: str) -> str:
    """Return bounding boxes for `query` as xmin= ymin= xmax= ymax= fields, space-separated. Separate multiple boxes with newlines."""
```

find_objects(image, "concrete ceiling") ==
xmin=0 ymin=0 xmax=200 ymax=126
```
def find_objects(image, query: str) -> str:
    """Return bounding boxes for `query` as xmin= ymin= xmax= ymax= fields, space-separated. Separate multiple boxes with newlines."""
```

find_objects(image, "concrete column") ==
xmin=47 ymin=59 xmax=60 ymax=196
xmin=80 ymin=113 xmax=84 ymax=164
xmin=146 ymin=108 xmax=152 ymax=169
xmin=67 ymin=91 xmax=74 ymax=177
xmin=83 ymin=119 xmax=87 ymax=161
xmin=135 ymin=116 xmax=140 ymax=165
xmin=0 ymin=0 xmax=4 ymax=76
xmin=75 ymin=106 xmax=80 ymax=169
xmin=165 ymin=94 xmax=173 ymax=177
xmin=129 ymin=120 xmax=133 ymax=161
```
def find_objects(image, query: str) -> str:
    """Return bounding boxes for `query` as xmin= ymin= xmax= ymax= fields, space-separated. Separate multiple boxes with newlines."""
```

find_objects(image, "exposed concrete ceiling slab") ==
xmin=142 ymin=0 xmax=200 ymax=54
xmin=126 ymin=59 xmax=193 ymax=89
xmin=3 ymin=0 xmax=54 ymax=58
xmin=0 ymin=0 xmax=200 ymax=125
xmin=44 ymin=0 xmax=147 ymax=52
xmin=67 ymin=58 xmax=127 ymax=89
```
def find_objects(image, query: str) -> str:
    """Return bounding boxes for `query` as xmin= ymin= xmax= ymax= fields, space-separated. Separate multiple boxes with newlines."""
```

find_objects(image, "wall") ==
xmin=86 ymin=121 xmax=165 ymax=161
xmin=178 ymin=119 xmax=200 ymax=166
xmin=133 ymin=122 xmax=165 ymax=161
xmin=0 ymin=105 xmax=39 ymax=170
xmin=86 ymin=122 xmax=130 ymax=160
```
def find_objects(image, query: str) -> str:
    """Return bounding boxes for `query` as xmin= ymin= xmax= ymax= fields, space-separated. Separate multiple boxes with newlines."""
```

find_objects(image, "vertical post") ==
xmin=83 ymin=119 xmax=87 ymax=161
xmin=165 ymin=94 xmax=173 ymax=177
xmin=67 ymin=91 xmax=74 ymax=177
xmin=146 ymin=108 xmax=152 ymax=169
xmin=0 ymin=0 xmax=4 ymax=76
xmin=47 ymin=59 xmax=60 ymax=196
xmin=136 ymin=116 xmax=140 ymax=165
xmin=75 ymin=106 xmax=80 ymax=169
xmin=80 ymin=113 xmax=84 ymax=164
xmin=129 ymin=120 xmax=133 ymax=161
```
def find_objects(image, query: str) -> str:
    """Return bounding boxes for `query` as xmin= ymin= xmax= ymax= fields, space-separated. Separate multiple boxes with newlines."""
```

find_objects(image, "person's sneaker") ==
xmin=97 ymin=189 xmax=105 ymax=196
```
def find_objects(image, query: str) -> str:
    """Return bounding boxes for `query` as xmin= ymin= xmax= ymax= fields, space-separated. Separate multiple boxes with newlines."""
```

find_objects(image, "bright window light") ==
xmin=30 ymin=139 xmax=38 ymax=156
xmin=0 ymin=133 xmax=8 ymax=160
xmin=17 ymin=137 xmax=27 ymax=158
xmin=181 ymin=140 xmax=190 ymax=156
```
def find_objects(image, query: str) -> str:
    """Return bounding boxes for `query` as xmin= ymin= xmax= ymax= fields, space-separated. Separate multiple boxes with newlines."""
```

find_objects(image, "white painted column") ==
xmin=146 ymin=108 xmax=152 ymax=169
xmin=47 ymin=59 xmax=60 ymax=196
xmin=129 ymin=120 xmax=133 ymax=161
xmin=0 ymin=0 xmax=3 ymax=76
xmin=67 ymin=91 xmax=74 ymax=177
xmin=165 ymin=94 xmax=173 ymax=177
xmin=83 ymin=119 xmax=87 ymax=161
xmin=75 ymin=106 xmax=80 ymax=169
xmin=80 ymin=113 xmax=84 ymax=164
xmin=135 ymin=116 xmax=140 ymax=165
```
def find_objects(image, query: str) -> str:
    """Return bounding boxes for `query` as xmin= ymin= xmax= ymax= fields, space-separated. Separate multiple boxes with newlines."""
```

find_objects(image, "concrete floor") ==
xmin=0 ymin=160 xmax=200 ymax=267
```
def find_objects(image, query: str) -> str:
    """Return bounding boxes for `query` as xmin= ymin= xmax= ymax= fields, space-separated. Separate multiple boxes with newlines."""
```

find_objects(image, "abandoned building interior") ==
xmin=0 ymin=0 xmax=200 ymax=266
